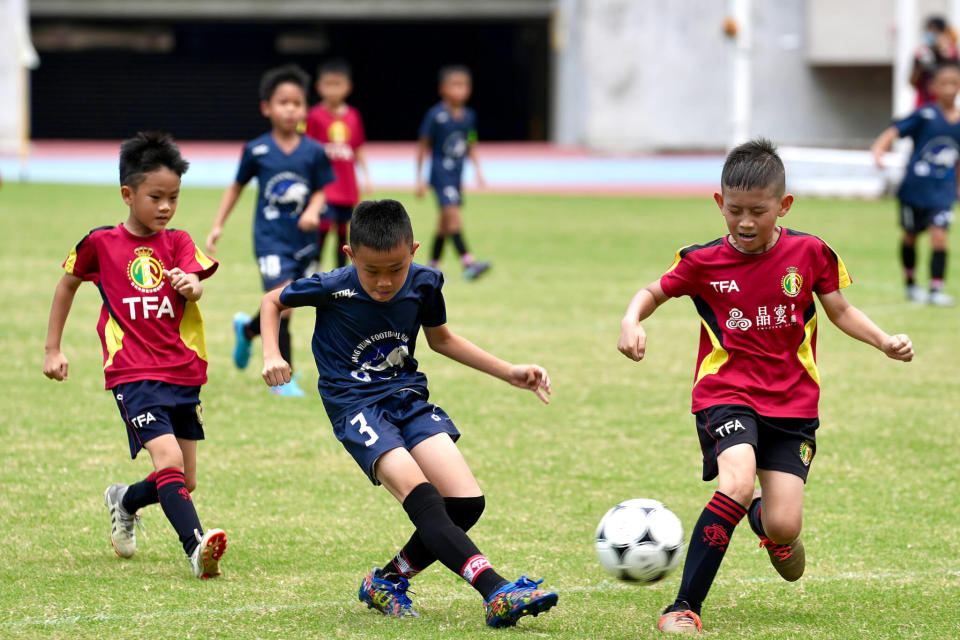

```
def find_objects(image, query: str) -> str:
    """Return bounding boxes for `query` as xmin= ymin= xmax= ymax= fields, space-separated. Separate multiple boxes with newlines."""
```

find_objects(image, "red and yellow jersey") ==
xmin=305 ymin=103 xmax=367 ymax=206
xmin=658 ymin=228 xmax=851 ymax=419
xmin=62 ymin=223 xmax=218 ymax=389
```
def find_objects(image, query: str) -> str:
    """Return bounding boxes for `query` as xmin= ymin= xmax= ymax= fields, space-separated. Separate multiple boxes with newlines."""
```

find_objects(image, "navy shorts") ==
xmin=432 ymin=182 xmax=463 ymax=208
xmin=695 ymin=404 xmax=818 ymax=483
xmin=334 ymin=388 xmax=460 ymax=485
xmin=111 ymin=381 xmax=204 ymax=459
xmin=257 ymin=246 xmax=316 ymax=291
xmin=899 ymin=201 xmax=954 ymax=232
xmin=322 ymin=203 xmax=354 ymax=225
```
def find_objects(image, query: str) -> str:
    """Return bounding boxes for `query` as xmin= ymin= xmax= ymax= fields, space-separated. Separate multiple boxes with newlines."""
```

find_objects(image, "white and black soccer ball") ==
xmin=595 ymin=498 xmax=685 ymax=584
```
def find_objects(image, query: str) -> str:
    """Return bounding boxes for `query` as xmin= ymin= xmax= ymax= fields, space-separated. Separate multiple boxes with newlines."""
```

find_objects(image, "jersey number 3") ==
xmin=350 ymin=411 xmax=379 ymax=447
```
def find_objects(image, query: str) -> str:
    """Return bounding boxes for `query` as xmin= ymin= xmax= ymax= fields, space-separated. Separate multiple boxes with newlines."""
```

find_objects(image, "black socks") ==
xmin=155 ymin=467 xmax=203 ymax=557
xmin=121 ymin=471 xmax=159 ymax=513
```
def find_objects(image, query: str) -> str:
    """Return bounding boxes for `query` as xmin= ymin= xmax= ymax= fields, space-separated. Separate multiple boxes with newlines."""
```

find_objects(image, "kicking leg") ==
xmin=748 ymin=469 xmax=805 ymax=581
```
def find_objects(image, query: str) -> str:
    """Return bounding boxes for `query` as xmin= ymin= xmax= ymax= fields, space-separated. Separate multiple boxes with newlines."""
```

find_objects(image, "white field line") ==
xmin=3 ymin=570 xmax=958 ymax=629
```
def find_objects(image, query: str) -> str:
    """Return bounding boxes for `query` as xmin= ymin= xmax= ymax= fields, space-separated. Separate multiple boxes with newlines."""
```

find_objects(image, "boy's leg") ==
xmin=929 ymin=224 xmax=953 ymax=304
xmin=317 ymin=209 xmax=333 ymax=268
xmin=747 ymin=470 xmax=806 ymax=582
xmin=901 ymin=231 xmax=917 ymax=287
xmin=336 ymin=222 xmax=349 ymax=268
xmin=143 ymin=434 xmax=203 ymax=557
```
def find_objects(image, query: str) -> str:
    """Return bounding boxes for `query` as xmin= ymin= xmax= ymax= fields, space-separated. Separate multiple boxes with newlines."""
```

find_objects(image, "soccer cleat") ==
xmin=463 ymin=260 xmax=491 ymax=281
xmin=104 ymin=484 xmax=138 ymax=558
xmin=190 ymin=528 xmax=227 ymax=579
xmin=270 ymin=373 xmax=306 ymax=397
xmin=928 ymin=290 xmax=956 ymax=307
xmin=759 ymin=535 xmax=805 ymax=581
xmin=358 ymin=567 xmax=419 ymax=618
xmin=905 ymin=285 xmax=927 ymax=304
xmin=658 ymin=604 xmax=703 ymax=634
xmin=232 ymin=312 xmax=252 ymax=369
xmin=484 ymin=575 xmax=558 ymax=628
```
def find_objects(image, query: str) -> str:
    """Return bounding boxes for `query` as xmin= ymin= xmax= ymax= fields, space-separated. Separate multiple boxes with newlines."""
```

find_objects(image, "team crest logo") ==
xmin=799 ymin=440 xmax=814 ymax=466
xmin=195 ymin=403 xmax=204 ymax=425
xmin=327 ymin=120 xmax=349 ymax=143
xmin=702 ymin=523 xmax=730 ymax=550
xmin=127 ymin=247 xmax=165 ymax=293
xmin=781 ymin=267 xmax=803 ymax=297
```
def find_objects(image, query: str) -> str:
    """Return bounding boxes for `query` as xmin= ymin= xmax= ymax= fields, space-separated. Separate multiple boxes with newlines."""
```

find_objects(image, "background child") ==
xmin=305 ymin=58 xmax=372 ymax=270
xmin=872 ymin=60 xmax=960 ymax=307
xmin=259 ymin=199 xmax=557 ymax=627
xmin=206 ymin=64 xmax=334 ymax=396
xmin=42 ymin=132 xmax=227 ymax=579
xmin=617 ymin=139 xmax=913 ymax=634
xmin=415 ymin=65 xmax=490 ymax=280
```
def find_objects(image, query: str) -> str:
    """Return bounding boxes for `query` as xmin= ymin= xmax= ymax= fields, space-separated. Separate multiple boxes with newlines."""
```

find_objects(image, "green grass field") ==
xmin=1 ymin=183 xmax=958 ymax=639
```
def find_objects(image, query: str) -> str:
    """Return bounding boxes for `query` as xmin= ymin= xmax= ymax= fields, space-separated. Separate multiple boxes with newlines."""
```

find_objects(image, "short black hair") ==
xmin=259 ymin=64 xmax=309 ymax=102
xmin=317 ymin=58 xmax=352 ymax=80
xmin=721 ymin=137 xmax=785 ymax=196
xmin=926 ymin=15 xmax=948 ymax=32
xmin=118 ymin=131 xmax=189 ymax=188
xmin=438 ymin=64 xmax=471 ymax=85
xmin=934 ymin=59 xmax=960 ymax=76
xmin=349 ymin=199 xmax=414 ymax=251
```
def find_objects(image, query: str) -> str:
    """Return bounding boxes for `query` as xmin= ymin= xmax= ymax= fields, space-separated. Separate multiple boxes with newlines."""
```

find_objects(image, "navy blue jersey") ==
xmin=235 ymin=133 xmax=334 ymax=257
xmin=894 ymin=105 xmax=960 ymax=209
xmin=418 ymin=102 xmax=477 ymax=187
xmin=279 ymin=263 xmax=446 ymax=422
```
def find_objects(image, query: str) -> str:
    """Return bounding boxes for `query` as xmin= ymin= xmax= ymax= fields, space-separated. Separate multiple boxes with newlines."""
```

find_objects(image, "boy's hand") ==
xmin=881 ymin=333 xmax=914 ymax=362
xmin=43 ymin=350 xmax=69 ymax=381
xmin=262 ymin=356 xmax=292 ymax=387
xmin=618 ymin=321 xmax=648 ymax=361
xmin=475 ymin=172 xmax=487 ymax=190
xmin=362 ymin=177 xmax=374 ymax=195
xmin=298 ymin=209 xmax=321 ymax=231
xmin=415 ymin=180 xmax=427 ymax=199
xmin=508 ymin=364 xmax=551 ymax=404
xmin=205 ymin=225 xmax=222 ymax=254
xmin=164 ymin=269 xmax=201 ymax=299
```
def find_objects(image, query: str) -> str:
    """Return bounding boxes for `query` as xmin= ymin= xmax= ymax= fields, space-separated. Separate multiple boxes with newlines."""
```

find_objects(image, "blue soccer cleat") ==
xmin=270 ymin=373 xmax=306 ymax=397
xmin=484 ymin=575 xmax=558 ymax=628
xmin=358 ymin=567 xmax=419 ymax=618
xmin=232 ymin=312 xmax=252 ymax=369
xmin=463 ymin=260 xmax=491 ymax=281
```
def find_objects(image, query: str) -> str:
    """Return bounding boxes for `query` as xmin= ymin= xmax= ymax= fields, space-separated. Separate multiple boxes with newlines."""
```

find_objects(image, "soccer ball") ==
xmin=595 ymin=498 xmax=685 ymax=584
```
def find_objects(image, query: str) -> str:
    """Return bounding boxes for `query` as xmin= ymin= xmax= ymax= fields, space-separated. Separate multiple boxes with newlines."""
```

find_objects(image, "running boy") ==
xmin=416 ymin=65 xmax=490 ymax=280
xmin=617 ymin=139 xmax=914 ymax=634
xmin=306 ymin=59 xmax=372 ymax=270
xmin=42 ymin=132 xmax=227 ymax=579
xmin=259 ymin=199 xmax=558 ymax=627
xmin=206 ymin=64 xmax=334 ymax=396
xmin=871 ymin=60 xmax=960 ymax=306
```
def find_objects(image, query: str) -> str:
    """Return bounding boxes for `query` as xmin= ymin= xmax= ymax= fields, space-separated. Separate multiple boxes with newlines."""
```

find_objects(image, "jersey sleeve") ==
xmin=354 ymin=110 xmax=367 ymax=147
xmin=418 ymin=272 xmax=447 ymax=327
xmin=417 ymin=108 xmax=435 ymax=140
xmin=658 ymin=247 xmax=700 ymax=298
xmin=311 ymin=146 xmax=335 ymax=191
xmin=279 ymin=273 xmax=329 ymax=308
xmin=174 ymin=231 xmax=219 ymax=280
xmin=893 ymin=109 xmax=923 ymax=138
xmin=62 ymin=230 xmax=102 ymax=282
xmin=811 ymin=239 xmax=852 ymax=294
xmin=234 ymin=143 xmax=257 ymax=186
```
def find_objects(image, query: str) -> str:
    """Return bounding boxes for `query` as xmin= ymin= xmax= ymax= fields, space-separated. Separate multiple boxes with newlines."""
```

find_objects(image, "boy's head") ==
xmin=930 ymin=60 xmax=960 ymax=103
xmin=259 ymin=64 xmax=310 ymax=134
xmin=316 ymin=58 xmax=353 ymax=106
xmin=344 ymin=199 xmax=420 ymax=302
xmin=715 ymin=138 xmax=793 ymax=254
xmin=438 ymin=64 xmax=472 ymax=106
xmin=119 ymin=131 xmax=188 ymax=235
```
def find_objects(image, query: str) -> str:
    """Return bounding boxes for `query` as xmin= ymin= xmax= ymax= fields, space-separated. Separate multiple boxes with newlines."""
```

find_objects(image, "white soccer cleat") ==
xmin=104 ymin=484 xmax=137 ymax=558
xmin=928 ymin=290 xmax=955 ymax=307
xmin=190 ymin=528 xmax=227 ymax=579
xmin=905 ymin=284 xmax=927 ymax=304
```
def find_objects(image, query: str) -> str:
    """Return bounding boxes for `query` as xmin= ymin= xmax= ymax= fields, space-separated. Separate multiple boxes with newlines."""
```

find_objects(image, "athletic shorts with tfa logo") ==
xmin=334 ymin=388 xmax=460 ymax=485
xmin=899 ymin=201 xmax=954 ymax=232
xmin=111 ymin=380 xmax=205 ymax=459
xmin=695 ymin=404 xmax=818 ymax=483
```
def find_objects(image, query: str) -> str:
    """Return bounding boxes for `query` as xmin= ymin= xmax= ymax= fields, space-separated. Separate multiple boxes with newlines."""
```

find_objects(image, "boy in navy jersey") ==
xmin=618 ymin=139 xmax=914 ymax=634
xmin=872 ymin=60 xmax=960 ymax=306
xmin=43 ymin=132 xmax=227 ymax=578
xmin=416 ymin=65 xmax=490 ymax=280
xmin=259 ymin=199 xmax=558 ymax=627
xmin=206 ymin=64 xmax=334 ymax=396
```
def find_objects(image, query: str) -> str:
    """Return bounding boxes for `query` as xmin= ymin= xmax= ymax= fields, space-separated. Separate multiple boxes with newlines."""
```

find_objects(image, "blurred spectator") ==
xmin=911 ymin=15 xmax=959 ymax=106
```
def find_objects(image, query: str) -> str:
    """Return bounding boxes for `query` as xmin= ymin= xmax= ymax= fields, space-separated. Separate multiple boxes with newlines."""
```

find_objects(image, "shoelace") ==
xmin=759 ymin=538 xmax=792 ymax=560
xmin=671 ymin=611 xmax=703 ymax=630
xmin=508 ymin=575 xmax=544 ymax=592
xmin=376 ymin=576 xmax=415 ymax=608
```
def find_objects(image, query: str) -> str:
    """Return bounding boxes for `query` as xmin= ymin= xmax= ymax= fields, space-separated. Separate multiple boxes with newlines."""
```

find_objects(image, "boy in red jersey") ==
xmin=617 ymin=139 xmax=914 ymax=634
xmin=306 ymin=59 xmax=372 ymax=270
xmin=43 ymin=132 xmax=227 ymax=579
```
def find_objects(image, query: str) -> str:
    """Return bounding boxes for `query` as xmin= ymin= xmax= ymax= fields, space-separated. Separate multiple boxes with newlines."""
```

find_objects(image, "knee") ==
xmin=445 ymin=495 xmax=485 ymax=531
xmin=762 ymin=514 xmax=802 ymax=544
xmin=185 ymin=477 xmax=198 ymax=493
xmin=717 ymin=472 xmax=755 ymax=507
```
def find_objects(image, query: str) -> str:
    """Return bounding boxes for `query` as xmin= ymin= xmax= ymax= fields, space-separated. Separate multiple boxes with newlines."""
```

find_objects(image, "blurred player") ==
xmin=306 ymin=59 xmax=372 ymax=270
xmin=872 ymin=60 xmax=960 ymax=306
xmin=415 ymin=65 xmax=490 ymax=280
xmin=42 ymin=132 xmax=227 ymax=578
xmin=259 ymin=199 xmax=558 ymax=627
xmin=618 ymin=139 xmax=914 ymax=634
xmin=206 ymin=64 xmax=334 ymax=395
xmin=910 ymin=15 xmax=958 ymax=106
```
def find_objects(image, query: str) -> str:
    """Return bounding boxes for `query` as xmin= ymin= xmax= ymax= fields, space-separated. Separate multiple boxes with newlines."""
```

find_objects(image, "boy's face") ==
xmin=121 ymin=167 xmax=181 ymax=235
xmin=261 ymin=82 xmax=307 ymax=133
xmin=344 ymin=241 xmax=420 ymax=302
xmin=930 ymin=67 xmax=960 ymax=104
xmin=439 ymin=72 xmax=472 ymax=105
xmin=318 ymin=72 xmax=352 ymax=106
xmin=714 ymin=185 xmax=793 ymax=254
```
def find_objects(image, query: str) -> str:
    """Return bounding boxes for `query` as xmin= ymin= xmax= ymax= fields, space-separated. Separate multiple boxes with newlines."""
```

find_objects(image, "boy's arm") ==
xmin=871 ymin=125 xmax=900 ymax=169
xmin=618 ymin=280 xmax=669 ymax=361
xmin=415 ymin=136 xmax=430 ymax=198
xmin=206 ymin=182 xmax=244 ymax=254
xmin=354 ymin=146 xmax=373 ymax=195
xmin=163 ymin=269 xmax=202 ymax=301
xmin=297 ymin=190 xmax=327 ymax=231
xmin=260 ymin=288 xmax=293 ymax=386
xmin=817 ymin=289 xmax=913 ymax=361
xmin=423 ymin=325 xmax=551 ymax=404
xmin=467 ymin=144 xmax=486 ymax=189
xmin=43 ymin=273 xmax=83 ymax=381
